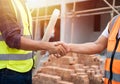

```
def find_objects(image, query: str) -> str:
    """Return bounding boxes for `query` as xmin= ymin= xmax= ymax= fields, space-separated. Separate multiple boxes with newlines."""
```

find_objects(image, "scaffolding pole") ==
xmin=44 ymin=1 xmax=48 ymax=34
xmin=67 ymin=6 xmax=120 ymax=15
xmin=67 ymin=11 xmax=112 ymax=18
xmin=71 ymin=0 xmax=76 ymax=43
xmin=103 ymin=0 xmax=119 ymax=15
xmin=33 ymin=5 xmax=120 ymax=21
xmin=111 ymin=0 xmax=116 ymax=18
xmin=32 ymin=0 xmax=120 ymax=22
xmin=34 ymin=8 xmax=40 ymax=40
xmin=60 ymin=0 xmax=66 ymax=41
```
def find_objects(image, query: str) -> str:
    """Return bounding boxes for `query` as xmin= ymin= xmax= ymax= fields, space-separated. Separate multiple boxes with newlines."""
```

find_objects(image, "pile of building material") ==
xmin=32 ymin=53 xmax=104 ymax=84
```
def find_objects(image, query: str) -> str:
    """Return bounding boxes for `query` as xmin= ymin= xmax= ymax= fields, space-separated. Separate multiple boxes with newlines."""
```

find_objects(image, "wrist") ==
xmin=38 ymin=41 xmax=50 ymax=50
xmin=47 ymin=42 xmax=56 ymax=51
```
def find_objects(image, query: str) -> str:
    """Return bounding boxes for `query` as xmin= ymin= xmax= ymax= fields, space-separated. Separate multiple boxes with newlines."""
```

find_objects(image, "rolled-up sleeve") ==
xmin=0 ymin=0 xmax=21 ymax=49
xmin=101 ymin=23 xmax=109 ymax=38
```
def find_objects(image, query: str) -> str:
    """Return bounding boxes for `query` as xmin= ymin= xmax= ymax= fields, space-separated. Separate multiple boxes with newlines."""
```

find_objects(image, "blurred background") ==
xmin=27 ymin=0 xmax=120 ymax=55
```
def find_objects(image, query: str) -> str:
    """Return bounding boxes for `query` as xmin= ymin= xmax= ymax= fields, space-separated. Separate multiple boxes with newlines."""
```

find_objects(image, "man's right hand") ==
xmin=47 ymin=41 xmax=70 ymax=57
xmin=51 ymin=42 xmax=70 ymax=58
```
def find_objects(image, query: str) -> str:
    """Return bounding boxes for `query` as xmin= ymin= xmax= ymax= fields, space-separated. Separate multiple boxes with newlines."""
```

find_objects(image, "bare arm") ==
xmin=20 ymin=36 xmax=56 ymax=51
xmin=68 ymin=35 xmax=108 ymax=54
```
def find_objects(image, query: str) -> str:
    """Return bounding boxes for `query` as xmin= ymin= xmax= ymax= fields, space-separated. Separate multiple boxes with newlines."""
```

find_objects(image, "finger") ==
xmin=54 ymin=46 xmax=64 ymax=58
xmin=56 ymin=42 xmax=70 ymax=52
xmin=54 ymin=54 xmax=61 ymax=58
xmin=62 ymin=43 xmax=70 ymax=52
xmin=54 ymin=41 xmax=64 ymax=46
xmin=57 ymin=45 xmax=66 ymax=56
xmin=60 ymin=44 xmax=68 ymax=55
xmin=56 ymin=45 xmax=64 ymax=56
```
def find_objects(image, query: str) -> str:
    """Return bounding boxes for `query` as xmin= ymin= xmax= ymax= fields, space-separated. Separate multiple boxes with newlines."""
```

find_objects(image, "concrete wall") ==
xmin=64 ymin=13 xmax=111 ymax=44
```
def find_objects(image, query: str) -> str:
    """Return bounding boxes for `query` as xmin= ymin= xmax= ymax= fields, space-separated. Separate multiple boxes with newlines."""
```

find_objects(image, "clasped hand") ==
xmin=48 ymin=42 xmax=70 ymax=58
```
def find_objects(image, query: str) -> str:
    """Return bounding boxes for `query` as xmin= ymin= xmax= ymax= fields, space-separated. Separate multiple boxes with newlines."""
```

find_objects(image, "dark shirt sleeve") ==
xmin=0 ymin=0 xmax=21 ymax=49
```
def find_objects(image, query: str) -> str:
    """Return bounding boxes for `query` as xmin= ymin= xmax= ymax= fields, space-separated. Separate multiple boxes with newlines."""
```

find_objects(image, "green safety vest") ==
xmin=0 ymin=0 xmax=33 ymax=73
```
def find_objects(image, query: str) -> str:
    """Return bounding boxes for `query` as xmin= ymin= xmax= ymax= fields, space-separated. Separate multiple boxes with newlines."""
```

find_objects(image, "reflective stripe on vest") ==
xmin=104 ymin=78 xmax=120 ymax=84
xmin=105 ymin=70 xmax=120 ymax=82
xmin=0 ymin=53 xmax=32 ymax=60
xmin=107 ymin=52 xmax=120 ymax=60
xmin=0 ymin=35 xmax=3 ymax=41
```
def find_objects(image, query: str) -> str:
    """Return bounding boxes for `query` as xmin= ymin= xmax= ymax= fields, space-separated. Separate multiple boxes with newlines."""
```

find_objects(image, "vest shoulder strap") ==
xmin=108 ymin=15 xmax=120 ymax=34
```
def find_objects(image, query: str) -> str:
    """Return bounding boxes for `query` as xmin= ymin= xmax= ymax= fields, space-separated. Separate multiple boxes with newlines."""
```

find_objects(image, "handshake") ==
xmin=47 ymin=42 xmax=71 ymax=58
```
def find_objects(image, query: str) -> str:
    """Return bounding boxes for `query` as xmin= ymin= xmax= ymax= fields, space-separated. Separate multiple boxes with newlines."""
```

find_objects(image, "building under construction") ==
xmin=28 ymin=0 xmax=120 ymax=43
xmin=28 ymin=0 xmax=120 ymax=84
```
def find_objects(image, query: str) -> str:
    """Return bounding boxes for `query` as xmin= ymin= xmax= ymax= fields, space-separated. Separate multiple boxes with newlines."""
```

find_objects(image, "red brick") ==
xmin=40 ymin=66 xmax=74 ymax=81
xmin=59 ymin=56 xmax=76 ymax=65
xmin=100 ymin=69 xmax=104 ymax=76
xmin=69 ymin=64 xmax=80 ymax=70
xmin=77 ymin=72 xmax=87 ymax=76
xmin=72 ymin=56 xmax=78 ymax=64
xmin=48 ymin=54 xmax=58 ymax=62
xmin=45 ymin=56 xmax=76 ymax=67
xmin=57 ymin=64 xmax=70 ymax=69
xmin=87 ymin=70 xmax=95 ymax=76
xmin=77 ymin=54 xmax=102 ymax=66
xmin=40 ymin=66 xmax=57 ymax=75
xmin=79 ymin=75 xmax=89 ymax=84
xmin=75 ymin=69 xmax=85 ymax=73
xmin=34 ymin=68 xmax=42 ymax=74
xmin=90 ymin=65 xmax=99 ymax=70
xmin=86 ymin=70 xmax=95 ymax=80
xmin=71 ymin=73 xmax=77 ymax=78
xmin=57 ymin=81 xmax=74 ymax=84
xmin=83 ymin=66 xmax=89 ymax=72
xmin=71 ymin=74 xmax=77 ymax=83
xmin=42 ymin=61 xmax=52 ymax=66
xmin=32 ymin=76 xmax=39 ymax=84
xmin=79 ymin=64 xmax=84 ymax=68
xmin=71 ymin=73 xmax=89 ymax=84
xmin=37 ymin=73 xmax=61 ymax=84
xmin=95 ymin=70 xmax=101 ymax=74
xmin=93 ymin=74 xmax=103 ymax=84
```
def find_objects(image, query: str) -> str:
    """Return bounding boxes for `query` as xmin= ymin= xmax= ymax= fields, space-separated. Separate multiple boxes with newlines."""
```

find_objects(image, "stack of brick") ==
xmin=32 ymin=53 xmax=104 ymax=84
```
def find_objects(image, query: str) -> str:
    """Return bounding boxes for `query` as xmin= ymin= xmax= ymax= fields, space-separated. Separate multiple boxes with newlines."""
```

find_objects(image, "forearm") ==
xmin=69 ymin=42 xmax=103 ymax=54
xmin=68 ymin=35 xmax=108 ymax=54
xmin=20 ymin=37 xmax=67 ymax=56
xmin=20 ymin=36 xmax=54 ymax=51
